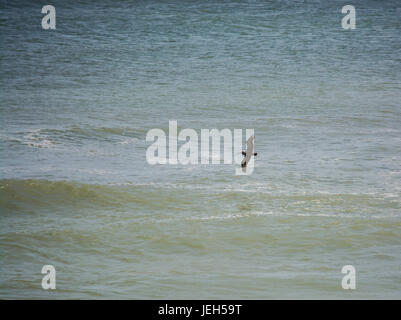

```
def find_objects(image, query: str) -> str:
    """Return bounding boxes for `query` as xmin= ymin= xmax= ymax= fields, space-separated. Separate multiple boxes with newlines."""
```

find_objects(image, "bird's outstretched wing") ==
xmin=246 ymin=135 xmax=254 ymax=153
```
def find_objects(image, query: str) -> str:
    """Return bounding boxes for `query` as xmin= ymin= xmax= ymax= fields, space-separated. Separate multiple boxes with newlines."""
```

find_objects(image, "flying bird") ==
xmin=241 ymin=135 xmax=257 ymax=168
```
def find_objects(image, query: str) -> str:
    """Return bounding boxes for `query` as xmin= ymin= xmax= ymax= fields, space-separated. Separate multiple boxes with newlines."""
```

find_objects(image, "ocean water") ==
xmin=1 ymin=0 xmax=400 ymax=299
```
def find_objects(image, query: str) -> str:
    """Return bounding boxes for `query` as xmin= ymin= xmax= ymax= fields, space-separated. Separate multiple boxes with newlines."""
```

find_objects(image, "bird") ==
xmin=241 ymin=135 xmax=257 ymax=168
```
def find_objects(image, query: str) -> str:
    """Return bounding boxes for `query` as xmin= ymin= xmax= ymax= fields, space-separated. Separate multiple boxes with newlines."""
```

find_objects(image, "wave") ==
xmin=0 ymin=179 xmax=145 ymax=212
xmin=71 ymin=126 xmax=146 ymax=139
xmin=1 ymin=179 xmax=400 ymax=219
xmin=1 ymin=126 xmax=146 ymax=149
xmin=0 ymin=179 xmax=194 ymax=213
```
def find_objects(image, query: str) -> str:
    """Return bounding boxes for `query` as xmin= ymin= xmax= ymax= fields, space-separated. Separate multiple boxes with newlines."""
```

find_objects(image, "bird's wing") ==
xmin=246 ymin=136 xmax=254 ymax=154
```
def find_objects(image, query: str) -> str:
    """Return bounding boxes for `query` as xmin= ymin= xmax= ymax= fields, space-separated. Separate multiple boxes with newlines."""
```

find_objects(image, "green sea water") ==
xmin=1 ymin=0 xmax=400 ymax=299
